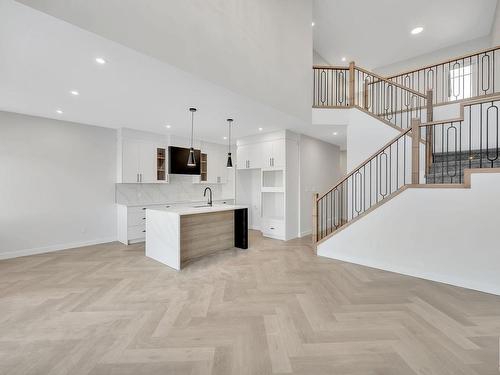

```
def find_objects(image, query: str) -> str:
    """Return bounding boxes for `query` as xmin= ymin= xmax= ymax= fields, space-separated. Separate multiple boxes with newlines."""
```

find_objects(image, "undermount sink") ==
xmin=192 ymin=204 xmax=213 ymax=208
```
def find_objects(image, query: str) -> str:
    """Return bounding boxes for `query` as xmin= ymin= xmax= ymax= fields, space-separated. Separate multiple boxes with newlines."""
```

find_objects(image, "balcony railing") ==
xmin=313 ymin=63 xmax=429 ymax=130
xmin=312 ymin=66 xmax=350 ymax=107
xmin=386 ymin=46 xmax=500 ymax=106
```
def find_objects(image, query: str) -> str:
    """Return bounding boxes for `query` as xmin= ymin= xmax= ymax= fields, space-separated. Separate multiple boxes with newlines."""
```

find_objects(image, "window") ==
xmin=448 ymin=65 xmax=471 ymax=101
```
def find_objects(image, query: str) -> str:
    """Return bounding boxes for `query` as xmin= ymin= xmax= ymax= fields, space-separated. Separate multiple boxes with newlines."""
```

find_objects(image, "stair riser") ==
xmin=429 ymin=161 xmax=500 ymax=174
xmin=432 ymin=151 xmax=500 ymax=163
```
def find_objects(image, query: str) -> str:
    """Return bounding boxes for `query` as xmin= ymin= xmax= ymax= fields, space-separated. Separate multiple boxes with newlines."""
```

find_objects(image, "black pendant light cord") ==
xmin=190 ymin=110 xmax=194 ymax=148
xmin=228 ymin=120 xmax=231 ymax=153
xmin=226 ymin=118 xmax=234 ymax=168
xmin=187 ymin=107 xmax=197 ymax=167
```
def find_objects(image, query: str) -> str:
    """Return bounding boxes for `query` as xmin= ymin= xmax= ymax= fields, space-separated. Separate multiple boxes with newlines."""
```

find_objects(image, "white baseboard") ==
xmin=299 ymin=230 xmax=312 ymax=237
xmin=0 ymin=237 xmax=117 ymax=260
xmin=317 ymin=251 xmax=500 ymax=297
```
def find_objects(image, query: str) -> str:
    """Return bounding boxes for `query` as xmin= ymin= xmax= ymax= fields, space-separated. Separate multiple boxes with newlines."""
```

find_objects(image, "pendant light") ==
xmin=187 ymin=107 xmax=197 ymax=167
xmin=226 ymin=118 xmax=233 ymax=168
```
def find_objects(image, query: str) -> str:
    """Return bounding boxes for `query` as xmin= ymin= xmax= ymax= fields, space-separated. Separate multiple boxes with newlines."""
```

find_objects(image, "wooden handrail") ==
xmin=354 ymin=66 xmax=427 ymax=99
xmin=317 ymin=128 xmax=412 ymax=201
xmin=385 ymin=45 xmax=500 ymax=80
xmin=312 ymin=65 xmax=349 ymax=70
xmin=418 ymin=93 xmax=500 ymax=128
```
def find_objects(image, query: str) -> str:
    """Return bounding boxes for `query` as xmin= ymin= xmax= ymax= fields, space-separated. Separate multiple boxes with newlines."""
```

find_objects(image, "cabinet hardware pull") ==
xmin=142 ymin=230 xmax=146 ymax=233
xmin=142 ymin=207 xmax=146 ymax=210
xmin=142 ymin=217 xmax=146 ymax=220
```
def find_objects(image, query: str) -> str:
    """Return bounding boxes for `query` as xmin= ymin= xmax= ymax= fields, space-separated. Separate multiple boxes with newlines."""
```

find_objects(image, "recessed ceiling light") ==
xmin=341 ymin=57 xmax=346 ymax=62
xmin=223 ymin=136 xmax=227 ymax=140
xmin=258 ymin=127 xmax=263 ymax=131
xmin=165 ymin=125 xmax=171 ymax=129
xmin=56 ymin=109 xmax=63 ymax=114
xmin=95 ymin=57 xmax=107 ymax=64
xmin=70 ymin=90 xmax=79 ymax=96
xmin=411 ymin=26 xmax=423 ymax=35
xmin=333 ymin=132 xmax=338 ymax=135
xmin=311 ymin=21 xmax=315 ymax=27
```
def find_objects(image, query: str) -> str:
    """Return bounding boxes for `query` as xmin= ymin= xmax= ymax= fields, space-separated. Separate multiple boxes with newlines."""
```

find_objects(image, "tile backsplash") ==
xmin=115 ymin=175 xmax=235 ymax=205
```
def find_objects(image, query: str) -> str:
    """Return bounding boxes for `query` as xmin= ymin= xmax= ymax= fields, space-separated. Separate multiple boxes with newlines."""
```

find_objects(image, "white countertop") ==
xmin=116 ymin=198 xmax=235 ymax=207
xmin=148 ymin=204 xmax=247 ymax=216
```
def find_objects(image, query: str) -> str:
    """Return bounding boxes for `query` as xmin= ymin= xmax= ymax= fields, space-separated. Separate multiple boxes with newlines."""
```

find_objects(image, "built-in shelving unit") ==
xmin=236 ymin=130 xmax=299 ymax=240
xmin=261 ymin=169 xmax=284 ymax=192
xmin=261 ymin=169 xmax=286 ymax=238
xmin=261 ymin=191 xmax=285 ymax=220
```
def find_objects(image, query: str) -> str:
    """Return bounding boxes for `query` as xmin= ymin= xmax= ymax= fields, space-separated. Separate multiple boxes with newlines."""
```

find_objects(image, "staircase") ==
xmin=312 ymin=45 xmax=500 ymax=245
xmin=313 ymin=63 xmax=429 ymax=131
xmin=426 ymin=150 xmax=500 ymax=184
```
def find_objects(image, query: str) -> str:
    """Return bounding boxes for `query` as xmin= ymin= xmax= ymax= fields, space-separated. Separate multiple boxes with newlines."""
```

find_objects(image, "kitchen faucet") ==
xmin=203 ymin=187 xmax=213 ymax=206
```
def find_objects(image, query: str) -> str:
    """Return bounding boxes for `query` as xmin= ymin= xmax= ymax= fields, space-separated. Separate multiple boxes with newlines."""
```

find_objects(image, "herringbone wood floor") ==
xmin=1 ymin=231 xmax=500 ymax=375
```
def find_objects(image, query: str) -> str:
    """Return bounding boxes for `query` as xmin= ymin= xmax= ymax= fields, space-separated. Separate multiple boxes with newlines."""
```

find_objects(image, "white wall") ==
xmin=490 ymin=1 xmax=500 ymax=46
xmin=0 ymin=111 xmax=117 ymax=258
xmin=318 ymin=171 xmax=500 ymax=296
xmin=311 ymin=107 xmax=401 ymax=171
xmin=347 ymin=109 xmax=401 ymax=170
xmin=339 ymin=151 xmax=347 ymax=175
xmin=373 ymin=36 xmax=491 ymax=77
xmin=313 ymin=50 xmax=330 ymax=65
xmin=299 ymin=134 xmax=341 ymax=236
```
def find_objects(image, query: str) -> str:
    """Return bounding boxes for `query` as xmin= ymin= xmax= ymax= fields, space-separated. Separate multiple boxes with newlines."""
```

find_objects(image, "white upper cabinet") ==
xmin=236 ymin=145 xmax=250 ymax=170
xmin=236 ymin=143 xmax=262 ymax=169
xmin=261 ymin=139 xmax=285 ymax=169
xmin=122 ymin=138 xmax=140 ymax=183
xmin=193 ymin=142 xmax=228 ymax=184
xmin=211 ymin=148 xmax=228 ymax=184
xmin=138 ymin=141 xmax=158 ymax=183
xmin=207 ymin=144 xmax=227 ymax=183
xmin=271 ymin=139 xmax=286 ymax=168
xmin=119 ymin=135 xmax=167 ymax=183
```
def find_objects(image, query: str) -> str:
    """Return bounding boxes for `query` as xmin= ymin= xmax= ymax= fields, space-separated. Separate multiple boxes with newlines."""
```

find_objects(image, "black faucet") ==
xmin=203 ymin=187 xmax=213 ymax=206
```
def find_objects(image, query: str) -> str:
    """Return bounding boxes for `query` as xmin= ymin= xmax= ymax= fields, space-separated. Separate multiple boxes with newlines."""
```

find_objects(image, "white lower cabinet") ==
xmin=117 ymin=200 xmax=235 ymax=244
xmin=261 ymin=218 xmax=285 ymax=240
xmin=117 ymin=204 xmax=170 ymax=244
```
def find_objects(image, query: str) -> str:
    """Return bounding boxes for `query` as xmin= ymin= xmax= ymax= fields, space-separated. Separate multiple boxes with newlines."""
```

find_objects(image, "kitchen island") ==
xmin=145 ymin=204 xmax=248 ymax=270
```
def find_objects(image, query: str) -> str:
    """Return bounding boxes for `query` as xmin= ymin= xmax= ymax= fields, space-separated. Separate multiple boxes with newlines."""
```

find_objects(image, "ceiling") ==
xmin=15 ymin=0 xmax=313 ymax=124
xmin=0 ymin=0 xmax=343 ymax=146
xmin=313 ymin=0 xmax=498 ymax=68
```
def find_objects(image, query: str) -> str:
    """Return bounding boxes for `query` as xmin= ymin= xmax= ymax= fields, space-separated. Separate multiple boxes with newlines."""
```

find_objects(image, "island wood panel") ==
xmin=180 ymin=210 xmax=234 ymax=263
